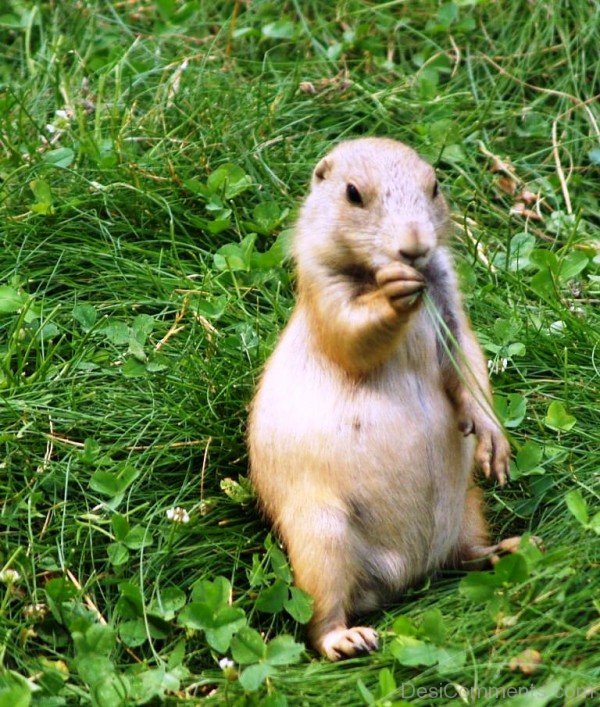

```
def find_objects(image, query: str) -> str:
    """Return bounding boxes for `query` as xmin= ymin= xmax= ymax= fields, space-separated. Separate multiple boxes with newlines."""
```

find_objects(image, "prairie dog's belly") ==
xmin=249 ymin=308 xmax=473 ymax=588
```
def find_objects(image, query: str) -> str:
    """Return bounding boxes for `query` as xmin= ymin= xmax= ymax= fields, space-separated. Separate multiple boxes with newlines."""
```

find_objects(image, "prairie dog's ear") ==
xmin=313 ymin=157 xmax=332 ymax=182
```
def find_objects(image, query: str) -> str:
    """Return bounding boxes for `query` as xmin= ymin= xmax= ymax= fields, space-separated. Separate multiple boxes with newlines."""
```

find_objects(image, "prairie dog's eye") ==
xmin=346 ymin=183 xmax=363 ymax=206
xmin=432 ymin=179 xmax=439 ymax=199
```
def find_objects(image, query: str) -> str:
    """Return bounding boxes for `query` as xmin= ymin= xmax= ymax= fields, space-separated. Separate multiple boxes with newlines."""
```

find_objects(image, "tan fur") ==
xmin=247 ymin=138 xmax=512 ymax=661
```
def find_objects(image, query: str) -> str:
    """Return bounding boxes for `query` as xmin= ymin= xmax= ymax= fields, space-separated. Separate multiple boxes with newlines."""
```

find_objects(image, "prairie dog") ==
xmin=248 ymin=137 xmax=514 ymax=661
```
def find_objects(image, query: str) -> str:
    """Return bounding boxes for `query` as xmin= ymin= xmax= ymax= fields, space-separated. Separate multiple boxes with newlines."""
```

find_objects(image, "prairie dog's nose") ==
xmin=396 ymin=221 xmax=433 ymax=266
xmin=398 ymin=245 xmax=431 ymax=265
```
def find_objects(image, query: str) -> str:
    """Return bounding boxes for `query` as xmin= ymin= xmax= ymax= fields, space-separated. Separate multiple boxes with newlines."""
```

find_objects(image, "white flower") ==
xmin=488 ymin=358 xmax=509 ymax=375
xmin=23 ymin=603 xmax=48 ymax=620
xmin=198 ymin=500 xmax=213 ymax=516
xmin=0 ymin=569 xmax=21 ymax=585
xmin=166 ymin=507 xmax=190 ymax=524
xmin=218 ymin=657 xmax=237 ymax=681
xmin=569 ymin=305 xmax=585 ymax=317
xmin=55 ymin=109 xmax=73 ymax=121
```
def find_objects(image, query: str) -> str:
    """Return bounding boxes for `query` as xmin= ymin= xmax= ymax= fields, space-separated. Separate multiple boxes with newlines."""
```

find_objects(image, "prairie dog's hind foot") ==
xmin=488 ymin=535 xmax=544 ymax=565
xmin=462 ymin=534 xmax=544 ymax=569
xmin=317 ymin=626 xmax=379 ymax=661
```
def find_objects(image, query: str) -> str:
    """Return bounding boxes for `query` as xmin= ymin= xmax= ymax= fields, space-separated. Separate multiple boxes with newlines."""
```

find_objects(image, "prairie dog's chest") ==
xmin=349 ymin=307 xmax=445 ymax=410
xmin=258 ymin=307 xmax=445 ymax=434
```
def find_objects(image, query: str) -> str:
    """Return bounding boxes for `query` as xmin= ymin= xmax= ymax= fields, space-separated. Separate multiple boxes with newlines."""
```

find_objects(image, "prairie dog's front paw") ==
xmin=376 ymin=262 xmax=425 ymax=314
xmin=457 ymin=400 xmax=511 ymax=485
xmin=473 ymin=423 xmax=511 ymax=486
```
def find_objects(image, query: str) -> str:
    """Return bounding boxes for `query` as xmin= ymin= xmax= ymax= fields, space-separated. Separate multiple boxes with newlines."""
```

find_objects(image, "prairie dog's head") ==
xmin=294 ymin=137 xmax=449 ymax=274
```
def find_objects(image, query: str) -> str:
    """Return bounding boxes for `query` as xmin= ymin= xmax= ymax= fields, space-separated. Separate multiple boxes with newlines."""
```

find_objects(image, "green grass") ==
xmin=0 ymin=1 xmax=599 ymax=704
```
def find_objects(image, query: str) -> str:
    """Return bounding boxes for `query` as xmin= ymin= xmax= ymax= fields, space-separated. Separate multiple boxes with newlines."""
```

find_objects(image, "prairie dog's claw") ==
xmin=459 ymin=417 xmax=475 ymax=436
xmin=318 ymin=626 xmax=379 ymax=661
xmin=474 ymin=425 xmax=511 ymax=486
xmin=376 ymin=262 xmax=426 ymax=313
xmin=376 ymin=262 xmax=425 ymax=286
xmin=489 ymin=535 xmax=545 ymax=565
